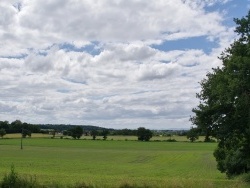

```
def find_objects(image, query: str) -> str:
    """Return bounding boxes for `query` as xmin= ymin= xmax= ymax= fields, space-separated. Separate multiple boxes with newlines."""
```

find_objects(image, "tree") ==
xmin=137 ymin=127 xmax=153 ymax=141
xmin=62 ymin=130 xmax=68 ymax=136
xmin=191 ymin=11 xmax=250 ymax=177
xmin=101 ymin=129 xmax=109 ymax=140
xmin=22 ymin=129 xmax=31 ymax=138
xmin=90 ymin=129 xmax=98 ymax=140
xmin=0 ymin=128 xmax=6 ymax=138
xmin=186 ymin=127 xmax=199 ymax=142
xmin=69 ymin=126 xmax=83 ymax=139
xmin=0 ymin=121 xmax=9 ymax=131
xmin=10 ymin=120 xmax=22 ymax=133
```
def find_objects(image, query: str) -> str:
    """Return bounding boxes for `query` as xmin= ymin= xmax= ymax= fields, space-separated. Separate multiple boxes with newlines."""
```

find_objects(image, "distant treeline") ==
xmin=38 ymin=124 xmax=106 ymax=132
xmin=109 ymin=129 xmax=137 ymax=136
xmin=0 ymin=120 xmax=108 ymax=134
xmin=0 ymin=120 xmax=40 ymax=134
xmin=0 ymin=120 xmax=188 ymax=136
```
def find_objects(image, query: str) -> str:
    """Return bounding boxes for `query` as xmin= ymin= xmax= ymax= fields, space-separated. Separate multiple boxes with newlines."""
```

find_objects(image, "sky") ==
xmin=0 ymin=0 xmax=249 ymax=129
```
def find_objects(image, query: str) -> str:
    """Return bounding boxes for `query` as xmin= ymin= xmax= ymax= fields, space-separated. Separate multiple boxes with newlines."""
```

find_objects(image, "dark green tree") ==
xmin=0 ymin=121 xmax=9 ymax=131
xmin=101 ymin=129 xmax=109 ymax=140
xmin=137 ymin=127 xmax=153 ymax=141
xmin=90 ymin=129 xmax=98 ymax=140
xmin=186 ymin=127 xmax=199 ymax=142
xmin=10 ymin=120 xmax=22 ymax=133
xmin=69 ymin=126 xmax=83 ymax=139
xmin=0 ymin=128 xmax=6 ymax=138
xmin=191 ymin=11 xmax=250 ymax=177
xmin=62 ymin=130 xmax=68 ymax=136
xmin=22 ymin=129 xmax=31 ymax=138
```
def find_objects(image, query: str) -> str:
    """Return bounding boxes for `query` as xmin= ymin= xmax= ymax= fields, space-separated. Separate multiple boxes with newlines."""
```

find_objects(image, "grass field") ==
xmin=0 ymin=135 xmax=247 ymax=187
xmin=3 ymin=133 xmax=205 ymax=142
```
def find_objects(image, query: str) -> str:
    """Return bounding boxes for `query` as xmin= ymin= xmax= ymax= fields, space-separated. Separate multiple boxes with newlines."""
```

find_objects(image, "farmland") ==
xmin=0 ymin=135 xmax=247 ymax=187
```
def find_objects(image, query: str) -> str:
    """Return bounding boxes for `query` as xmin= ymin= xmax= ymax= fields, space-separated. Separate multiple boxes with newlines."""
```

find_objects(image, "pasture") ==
xmin=0 ymin=135 xmax=247 ymax=187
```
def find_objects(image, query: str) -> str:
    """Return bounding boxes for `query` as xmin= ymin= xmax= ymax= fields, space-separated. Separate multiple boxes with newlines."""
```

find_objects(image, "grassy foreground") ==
xmin=0 ymin=137 xmax=247 ymax=187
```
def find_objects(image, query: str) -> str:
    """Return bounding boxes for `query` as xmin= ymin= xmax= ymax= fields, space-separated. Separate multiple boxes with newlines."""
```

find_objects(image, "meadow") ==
xmin=0 ymin=134 xmax=247 ymax=187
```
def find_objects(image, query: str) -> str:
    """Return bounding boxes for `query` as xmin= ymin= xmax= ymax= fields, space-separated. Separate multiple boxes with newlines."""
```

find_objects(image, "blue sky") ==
xmin=0 ymin=0 xmax=248 ymax=129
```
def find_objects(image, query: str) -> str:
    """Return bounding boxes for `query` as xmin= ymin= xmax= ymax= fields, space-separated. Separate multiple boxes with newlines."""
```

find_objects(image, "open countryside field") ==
xmin=0 ymin=137 xmax=247 ymax=188
xmin=4 ymin=133 xmax=205 ymax=142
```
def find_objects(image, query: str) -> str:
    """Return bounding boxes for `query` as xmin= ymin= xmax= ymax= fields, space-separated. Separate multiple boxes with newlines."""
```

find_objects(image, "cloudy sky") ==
xmin=0 ymin=0 xmax=248 ymax=129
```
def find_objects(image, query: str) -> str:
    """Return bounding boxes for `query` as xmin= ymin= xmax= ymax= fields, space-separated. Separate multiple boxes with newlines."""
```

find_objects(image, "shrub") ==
xmin=0 ymin=165 xmax=38 ymax=188
xmin=165 ymin=139 xmax=177 ymax=142
xmin=1 ymin=165 xmax=19 ymax=188
xmin=239 ymin=173 xmax=250 ymax=183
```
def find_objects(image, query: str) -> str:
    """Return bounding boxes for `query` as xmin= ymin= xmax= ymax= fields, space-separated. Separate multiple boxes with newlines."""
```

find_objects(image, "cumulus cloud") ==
xmin=0 ymin=0 xmax=228 ymax=55
xmin=0 ymin=0 xmax=243 ymax=129
xmin=135 ymin=62 xmax=179 ymax=81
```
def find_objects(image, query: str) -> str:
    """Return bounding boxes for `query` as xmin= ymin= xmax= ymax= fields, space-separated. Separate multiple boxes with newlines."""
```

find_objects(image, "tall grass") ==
xmin=0 ymin=165 xmax=38 ymax=188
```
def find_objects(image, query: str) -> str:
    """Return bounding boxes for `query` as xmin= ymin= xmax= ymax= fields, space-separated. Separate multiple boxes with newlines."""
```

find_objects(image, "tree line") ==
xmin=0 ymin=120 xmax=154 ymax=141
xmin=0 ymin=120 xmax=40 ymax=134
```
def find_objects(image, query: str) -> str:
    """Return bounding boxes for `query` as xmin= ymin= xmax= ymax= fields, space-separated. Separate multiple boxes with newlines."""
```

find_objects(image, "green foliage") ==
xmin=68 ymin=126 xmax=83 ymax=139
xmin=191 ymin=11 xmax=250 ymax=177
xmin=165 ymin=138 xmax=177 ymax=142
xmin=0 ymin=128 xmax=6 ymax=138
xmin=101 ymin=129 xmax=109 ymax=140
xmin=90 ymin=129 xmax=98 ymax=140
xmin=62 ymin=130 xmax=69 ymax=136
xmin=0 ymin=165 xmax=38 ymax=188
xmin=1 ymin=165 xmax=19 ymax=187
xmin=137 ymin=127 xmax=153 ymax=141
xmin=187 ymin=127 xmax=199 ymax=142
xmin=239 ymin=173 xmax=250 ymax=183
xmin=0 ymin=120 xmax=40 ymax=134
xmin=111 ymin=128 xmax=137 ymax=136
xmin=22 ymin=129 xmax=32 ymax=138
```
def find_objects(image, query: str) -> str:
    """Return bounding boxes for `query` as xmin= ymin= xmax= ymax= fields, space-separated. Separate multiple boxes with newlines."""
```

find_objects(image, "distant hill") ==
xmin=36 ymin=124 xmax=111 ymax=132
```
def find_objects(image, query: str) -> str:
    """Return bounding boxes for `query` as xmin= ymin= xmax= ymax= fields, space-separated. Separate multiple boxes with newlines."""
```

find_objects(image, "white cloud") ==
xmin=0 ymin=0 xmax=242 ymax=129
xmin=0 ymin=0 xmax=227 ymax=55
xmin=135 ymin=62 xmax=179 ymax=81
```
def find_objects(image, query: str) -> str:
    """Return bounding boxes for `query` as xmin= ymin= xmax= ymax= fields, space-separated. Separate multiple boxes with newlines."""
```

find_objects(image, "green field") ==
xmin=2 ymin=133 xmax=205 ymax=142
xmin=0 ymin=136 xmax=247 ymax=187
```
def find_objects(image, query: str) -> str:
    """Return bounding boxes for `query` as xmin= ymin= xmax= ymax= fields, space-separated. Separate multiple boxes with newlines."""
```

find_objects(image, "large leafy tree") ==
xmin=137 ymin=127 xmax=153 ymax=141
xmin=69 ymin=126 xmax=83 ymax=139
xmin=191 ymin=11 xmax=250 ymax=177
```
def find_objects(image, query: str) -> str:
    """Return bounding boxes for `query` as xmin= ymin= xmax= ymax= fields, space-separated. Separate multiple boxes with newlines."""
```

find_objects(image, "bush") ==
xmin=1 ymin=165 xmax=19 ymax=188
xmin=0 ymin=165 xmax=38 ymax=188
xmin=239 ymin=173 xmax=250 ymax=183
xmin=165 ymin=139 xmax=177 ymax=142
